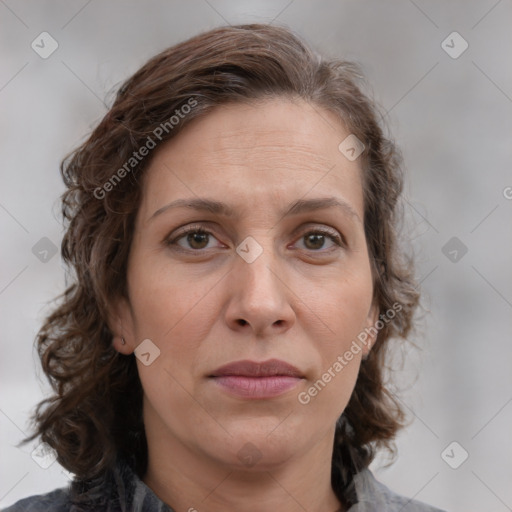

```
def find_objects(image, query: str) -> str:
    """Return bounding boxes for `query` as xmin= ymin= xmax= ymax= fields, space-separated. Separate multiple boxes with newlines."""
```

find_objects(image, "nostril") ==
xmin=237 ymin=319 xmax=248 ymax=326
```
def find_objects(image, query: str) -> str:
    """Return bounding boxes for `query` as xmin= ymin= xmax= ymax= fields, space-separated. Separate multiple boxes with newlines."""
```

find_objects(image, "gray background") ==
xmin=1 ymin=1 xmax=511 ymax=510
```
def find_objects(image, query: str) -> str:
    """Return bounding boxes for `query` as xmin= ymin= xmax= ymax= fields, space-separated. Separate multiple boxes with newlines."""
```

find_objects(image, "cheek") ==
xmin=127 ymin=257 xmax=224 ymax=406
xmin=306 ymin=267 xmax=374 ymax=342
xmin=127 ymin=252 xmax=218 ymax=341
xmin=296 ymin=278 xmax=371 ymax=417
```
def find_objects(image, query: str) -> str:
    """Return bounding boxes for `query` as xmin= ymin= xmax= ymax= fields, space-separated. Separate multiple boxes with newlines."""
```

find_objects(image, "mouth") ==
xmin=210 ymin=359 xmax=304 ymax=378
xmin=208 ymin=359 xmax=304 ymax=399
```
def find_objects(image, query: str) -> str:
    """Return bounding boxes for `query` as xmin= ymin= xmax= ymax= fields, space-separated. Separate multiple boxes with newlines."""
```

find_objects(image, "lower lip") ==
xmin=211 ymin=376 xmax=302 ymax=399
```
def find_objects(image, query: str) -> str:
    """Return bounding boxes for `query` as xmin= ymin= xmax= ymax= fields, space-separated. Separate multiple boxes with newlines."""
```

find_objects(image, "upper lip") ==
xmin=209 ymin=359 xmax=303 ymax=378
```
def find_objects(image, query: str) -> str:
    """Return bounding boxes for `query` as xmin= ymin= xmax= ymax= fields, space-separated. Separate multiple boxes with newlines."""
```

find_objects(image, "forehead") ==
xmin=169 ymin=98 xmax=346 ymax=167
xmin=140 ymin=98 xmax=365 ymax=220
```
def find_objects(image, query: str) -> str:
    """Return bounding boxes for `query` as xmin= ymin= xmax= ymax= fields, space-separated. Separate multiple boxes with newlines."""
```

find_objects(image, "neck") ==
xmin=144 ymin=455 xmax=343 ymax=512
xmin=142 ymin=417 xmax=344 ymax=512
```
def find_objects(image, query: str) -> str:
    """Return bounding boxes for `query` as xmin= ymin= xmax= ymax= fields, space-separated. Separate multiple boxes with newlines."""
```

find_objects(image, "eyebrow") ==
xmin=149 ymin=196 xmax=361 ymax=223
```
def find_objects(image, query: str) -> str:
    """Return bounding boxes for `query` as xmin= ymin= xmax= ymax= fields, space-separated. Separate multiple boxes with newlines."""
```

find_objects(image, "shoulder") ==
xmin=1 ymin=457 xmax=173 ymax=512
xmin=350 ymin=469 xmax=447 ymax=512
xmin=2 ymin=488 xmax=71 ymax=512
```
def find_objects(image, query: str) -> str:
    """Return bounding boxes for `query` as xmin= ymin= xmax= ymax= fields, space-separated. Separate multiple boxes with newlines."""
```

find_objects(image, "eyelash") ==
xmin=166 ymin=223 xmax=344 ymax=253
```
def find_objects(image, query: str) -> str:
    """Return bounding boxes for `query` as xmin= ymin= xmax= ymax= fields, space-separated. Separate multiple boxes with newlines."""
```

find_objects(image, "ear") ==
xmin=108 ymin=295 xmax=136 ymax=355
xmin=361 ymin=300 xmax=379 ymax=358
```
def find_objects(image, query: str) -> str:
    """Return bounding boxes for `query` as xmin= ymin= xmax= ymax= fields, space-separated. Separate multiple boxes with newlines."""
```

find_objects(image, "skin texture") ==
xmin=111 ymin=98 xmax=378 ymax=512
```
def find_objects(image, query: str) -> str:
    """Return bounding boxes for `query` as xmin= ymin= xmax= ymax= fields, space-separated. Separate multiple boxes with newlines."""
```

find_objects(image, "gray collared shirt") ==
xmin=2 ymin=457 xmax=447 ymax=512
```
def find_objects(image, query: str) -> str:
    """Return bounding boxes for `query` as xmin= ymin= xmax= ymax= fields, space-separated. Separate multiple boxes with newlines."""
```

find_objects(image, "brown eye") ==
xmin=296 ymin=229 xmax=342 ymax=252
xmin=186 ymin=231 xmax=210 ymax=249
xmin=166 ymin=225 xmax=222 ymax=252
xmin=304 ymin=233 xmax=327 ymax=250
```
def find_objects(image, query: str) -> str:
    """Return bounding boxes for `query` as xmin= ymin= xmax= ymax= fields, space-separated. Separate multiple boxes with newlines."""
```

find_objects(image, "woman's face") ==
xmin=115 ymin=98 xmax=378 ymax=470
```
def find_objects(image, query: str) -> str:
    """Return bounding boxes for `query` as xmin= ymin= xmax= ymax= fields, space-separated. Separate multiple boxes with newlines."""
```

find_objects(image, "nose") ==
xmin=224 ymin=247 xmax=296 ymax=337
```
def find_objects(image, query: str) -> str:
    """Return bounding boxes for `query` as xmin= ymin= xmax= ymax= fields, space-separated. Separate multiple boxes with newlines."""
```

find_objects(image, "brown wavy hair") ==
xmin=25 ymin=23 xmax=419 ymax=497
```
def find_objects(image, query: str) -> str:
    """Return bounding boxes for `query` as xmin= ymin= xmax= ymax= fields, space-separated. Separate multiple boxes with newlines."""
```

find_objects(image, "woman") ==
xmin=5 ymin=24 xmax=446 ymax=512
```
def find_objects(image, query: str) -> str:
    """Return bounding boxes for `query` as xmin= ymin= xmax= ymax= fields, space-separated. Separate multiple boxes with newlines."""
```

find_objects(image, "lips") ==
xmin=209 ymin=359 xmax=303 ymax=378
xmin=209 ymin=359 xmax=304 ymax=399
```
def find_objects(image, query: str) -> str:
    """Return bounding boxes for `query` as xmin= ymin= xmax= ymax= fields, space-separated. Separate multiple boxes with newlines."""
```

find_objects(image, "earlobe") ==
xmin=112 ymin=335 xmax=134 ymax=354
xmin=108 ymin=296 xmax=135 ymax=354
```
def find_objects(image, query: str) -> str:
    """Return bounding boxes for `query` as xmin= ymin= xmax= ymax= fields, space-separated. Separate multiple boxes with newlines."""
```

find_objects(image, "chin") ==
xmin=208 ymin=420 xmax=306 ymax=471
